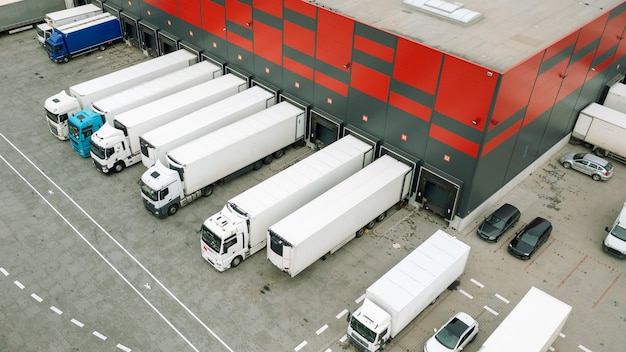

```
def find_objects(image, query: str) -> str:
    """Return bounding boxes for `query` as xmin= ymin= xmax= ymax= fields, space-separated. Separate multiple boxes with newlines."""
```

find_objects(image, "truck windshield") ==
xmin=201 ymin=226 xmax=222 ymax=253
xmin=46 ymin=109 xmax=63 ymax=123
xmin=350 ymin=316 xmax=377 ymax=343
xmin=139 ymin=180 xmax=159 ymax=201
xmin=89 ymin=139 xmax=106 ymax=159
xmin=68 ymin=122 xmax=80 ymax=140
xmin=611 ymin=225 xmax=626 ymax=241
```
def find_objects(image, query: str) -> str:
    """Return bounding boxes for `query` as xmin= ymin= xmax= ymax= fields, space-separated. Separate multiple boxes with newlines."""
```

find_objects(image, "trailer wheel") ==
xmin=262 ymin=155 xmax=273 ymax=165
xmin=113 ymin=162 xmax=124 ymax=173
xmin=366 ymin=220 xmax=376 ymax=229
xmin=376 ymin=212 xmax=387 ymax=222
xmin=231 ymin=256 xmax=242 ymax=268
xmin=273 ymin=149 xmax=284 ymax=159
xmin=253 ymin=160 xmax=263 ymax=170
xmin=356 ymin=227 xmax=365 ymax=238
xmin=595 ymin=148 xmax=608 ymax=157
xmin=201 ymin=185 xmax=214 ymax=197
xmin=562 ymin=161 xmax=571 ymax=169
xmin=99 ymin=44 xmax=106 ymax=51
xmin=62 ymin=56 xmax=70 ymax=63
xmin=167 ymin=204 xmax=179 ymax=216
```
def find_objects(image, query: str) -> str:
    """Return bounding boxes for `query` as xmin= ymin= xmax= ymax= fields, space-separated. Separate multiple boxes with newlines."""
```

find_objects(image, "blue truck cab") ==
xmin=68 ymin=108 xmax=105 ymax=157
xmin=45 ymin=12 xmax=122 ymax=63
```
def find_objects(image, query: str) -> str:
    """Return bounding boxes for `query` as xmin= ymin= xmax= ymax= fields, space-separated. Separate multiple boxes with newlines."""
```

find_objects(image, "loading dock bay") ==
xmin=1 ymin=30 xmax=624 ymax=352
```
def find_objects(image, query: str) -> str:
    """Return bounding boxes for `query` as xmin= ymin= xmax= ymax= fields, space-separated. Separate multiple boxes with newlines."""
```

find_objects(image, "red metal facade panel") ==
xmin=201 ymin=0 xmax=226 ymax=39
xmin=225 ymin=0 xmax=252 ymax=26
xmin=254 ymin=21 xmax=282 ymax=65
xmin=523 ymin=62 xmax=565 ymax=128
xmin=350 ymin=62 xmax=390 ymax=102
xmin=575 ymin=13 xmax=610 ymax=53
xmin=558 ymin=51 xmax=594 ymax=102
xmin=228 ymin=31 xmax=252 ymax=52
xmin=284 ymin=0 xmax=316 ymax=19
xmin=491 ymin=53 xmax=542 ymax=131
xmin=435 ymin=56 xmax=498 ymax=130
xmin=481 ymin=120 xmax=522 ymax=156
xmin=392 ymin=38 xmax=441 ymax=95
xmin=429 ymin=124 xmax=479 ymax=157
xmin=158 ymin=0 xmax=179 ymax=16
xmin=314 ymin=71 xmax=349 ymax=96
xmin=284 ymin=56 xmax=313 ymax=79
xmin=284 ymin=21 xmax=315 ymax=57
xmin=179 ymin=0 xmax=201 ymax=27
xmin=143 ymin=0 xmax=157 ymax=6
xmin=255 ymin=0 xmax=283 ymax=18
xmin=315 ymin=9 xmax=353 ymax=67
xmin=389 ymin=92 xmax=431 ymax=122
xmin=354 ymin=35 xmax=394 ymax=63
xmin=544 ymin=31 xmax=577 ymax=62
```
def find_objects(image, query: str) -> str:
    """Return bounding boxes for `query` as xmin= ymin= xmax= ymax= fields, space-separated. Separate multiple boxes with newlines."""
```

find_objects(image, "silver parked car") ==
xmin=559 ymin=152 xmax=613 ymax=181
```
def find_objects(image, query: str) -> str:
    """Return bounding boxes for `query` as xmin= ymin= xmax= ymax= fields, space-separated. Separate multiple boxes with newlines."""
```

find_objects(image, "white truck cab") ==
xmin=201 ymin=204 xmax=252 ymax=271
xmin=44 ymin=90 xmax=80 ymax=140
xmin=603 ymin=201 xmax=626 ymax=258
xmin=139 ymin=161 xmax=186 ymax=218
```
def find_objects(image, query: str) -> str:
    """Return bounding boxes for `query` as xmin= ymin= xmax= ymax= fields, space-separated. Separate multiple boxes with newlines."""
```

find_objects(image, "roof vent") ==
xmin=403 ymin=0 xmax=483 ymax=26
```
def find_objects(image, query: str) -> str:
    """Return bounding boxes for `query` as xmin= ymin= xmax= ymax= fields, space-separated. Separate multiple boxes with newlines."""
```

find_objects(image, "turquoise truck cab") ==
xmin=68 ymin=108 xmax=105 ymax=157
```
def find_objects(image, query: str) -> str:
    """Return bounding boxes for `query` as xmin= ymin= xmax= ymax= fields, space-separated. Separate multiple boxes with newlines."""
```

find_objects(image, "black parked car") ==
xmin=508 ymin=217 xmax=552 ymax=260
xmin=477 ymin=203 xmax=521 ymax=242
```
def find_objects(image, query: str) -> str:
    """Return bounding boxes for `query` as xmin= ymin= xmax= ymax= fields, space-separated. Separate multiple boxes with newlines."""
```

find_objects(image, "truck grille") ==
xmin=348 ymin=333 xmax=368 ymax=351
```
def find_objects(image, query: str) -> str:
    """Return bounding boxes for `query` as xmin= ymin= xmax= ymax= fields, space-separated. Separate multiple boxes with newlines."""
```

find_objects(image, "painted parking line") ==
xmin=116 ymin=344 xmax=132 ymax=352
xmin=30 ymin=293 xmax=43 ymax=302
xmin=294 ymin=340 xmax=307 ymax=351
xmin=316 ymin=324 xmax=329 ymax=335
xmin=470 ymin=278 xmax=484 ymax=288
xmin=593 ymin=272 xmax=622 ymax=309
xmin=336 ymin=309 xmax=349 ymax=320
xmin=355 ymin=294 xmax=366 ymax=304
xmin=459 ymin=289 xmax=473 ymax=299
xmin=339 ymin=335 xmax=348 ymax=343
xmin=558 ymin=255 xmax=587 ymax=288
xmin=93 ymin=331 xmax=107 ymax=340
xmin=50 ymin=306 xmax=63 ymax=315
xmin=0 ymin=267 xmax=9 ymax=276
xmin=71 ymin=318 xmax=84 ymax=328
xmin=483 ymin=305 xmax=499 ymax=316
xmin=578 ymin=344 xmax=593 ymax=352
xmin=495 ymin=293 xmax=509 ymax=304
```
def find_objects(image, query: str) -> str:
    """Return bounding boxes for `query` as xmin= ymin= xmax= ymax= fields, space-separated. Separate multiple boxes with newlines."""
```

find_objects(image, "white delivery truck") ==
xmin=347 ymin=229 xmax=470 ymax=352
xmin=201 ymin=135 xmax=375 ymax=271
xmin=603 ymin=81 xmax=626 ymax=114
xmin=571 ymin=102 xmax=626 ymax=163
xmin=267 ymin=154 xmax=413 ymax=277
xmin=45 ymin=49 xmax=197 ymax=140
xmin=36 ymin=4 xmax=102 ymax=45
xmin=140 ymin=101 xmax=305 ymax=218
xmin=139 ymin=86 xmax=274 ymax=168
xmin=90 ymin=73 xmax=246 ymax=173
xmin=477 ymin=286 xmax=572 ymax=352
xmin=69 ymin=61 xmax=222 ymax=157
xmin=603 ymin=200 xmax=626 ymax=258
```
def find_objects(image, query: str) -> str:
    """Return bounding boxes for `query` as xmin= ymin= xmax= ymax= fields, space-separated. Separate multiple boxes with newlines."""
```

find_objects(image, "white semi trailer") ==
xmin=139 ymin=86 xmax=274 ymax=168
xmin=603 ymin=81 xmax=626 ymax=114
xmin=267 ymin=154 xmax=413 ymax=277
xmin=140 ymin=101 xmax=306 ymax=218
xmin=36 ymin=4 xmax=102 ymax=45
xmin=477 ymin=286 xmax=572 ymax=352
xmin=571 ymin=102 xmax=626 ymax=163
xmin=347 ymin=229 xmax=471 ymax=352
xmin=45 ymin=49 xmax=197 ymax=140
xmin=89 ymin=74 xmax=245 ymax=173
xmin=200 ymin=135 xmax=374 ymax=271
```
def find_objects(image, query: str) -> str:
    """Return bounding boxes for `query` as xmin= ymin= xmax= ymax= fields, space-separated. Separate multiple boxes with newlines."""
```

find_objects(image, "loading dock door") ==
xmin=379 ymin=144 xmax=419 ymax=197
xmin=158 ymin=31 xmax=179 ymax=56
xmin=416 ymin=166 xmax=462 ymax=220
xmin=120 ymin=12 xmax=140 ymax=48
xmin=309 ymin=110 xmax=342 ymax=149
xmin=139 ymin=21 xmax=158 ymax=57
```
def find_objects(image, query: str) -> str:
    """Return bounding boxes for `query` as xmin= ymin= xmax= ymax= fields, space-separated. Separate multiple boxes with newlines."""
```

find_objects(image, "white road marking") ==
xmin=0 ymin=267 xmax=9 ymax=276
xmin=294 ymin=340 xmax=307 ymax=351
xmin=71 ymin=318 xmax=84 ymax=328
xmin=31 ymin=293 xmax=43 ymax=302
xmin=483 ymin=305 xmax=499 ymax=316
xmin=355 ymin=294 xmax=366 ymax=304
xmin=116 ymin=344 xmax=132 ymax=352
xmin=339 ymin=335 xmax=348 ymax=343
xmin=0 ymin=136 xmax=235 ymax=352
xmin=560 ymin=332 xmax=566 ymax=338
xmin=14 ymin=280 xmax=24 ymax=289
xmin=459 ymin=289 xmax=473 ymax=299
xmin=316 ymin=324 xmax=329 ymax=335
xmin=93 ymin=331 xmax=107 ymax=340
xmin=578 ymin=345 xmax=593 ymax=352
xmin=495 ymin=293 xmax=509 ymax=304
xmin=50 ymin=306 xmax=63 ymax=315
xmin=470 ymin=278 xmax=484 ymax=288
xmin=336 ymin=309 xmax=349 ymax=319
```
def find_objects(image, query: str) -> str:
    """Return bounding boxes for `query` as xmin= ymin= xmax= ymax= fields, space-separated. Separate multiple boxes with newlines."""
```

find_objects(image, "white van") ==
xmin=603 ymin=201 xmax=626 ymax=258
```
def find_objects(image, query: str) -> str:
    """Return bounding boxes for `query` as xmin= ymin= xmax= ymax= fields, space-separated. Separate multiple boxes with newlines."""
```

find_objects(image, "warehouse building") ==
xmin=92 ymin=0 xmax=626 ymax=230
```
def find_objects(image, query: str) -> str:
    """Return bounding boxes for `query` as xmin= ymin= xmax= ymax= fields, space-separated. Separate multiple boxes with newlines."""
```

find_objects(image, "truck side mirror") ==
xmin=346 ymin=312 xmax=351 ymax=322
xmin=605 ymin=226 xmax=610 ymax=232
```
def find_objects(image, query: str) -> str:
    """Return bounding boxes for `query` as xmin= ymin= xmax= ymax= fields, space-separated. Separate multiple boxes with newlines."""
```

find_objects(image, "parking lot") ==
xmin=0 ymin=29 xmax=625 ymax=352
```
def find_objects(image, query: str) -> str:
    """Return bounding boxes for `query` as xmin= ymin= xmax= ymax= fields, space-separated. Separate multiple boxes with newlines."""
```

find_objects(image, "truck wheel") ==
xmin=253 ymin=160 xmax=263 ymax=170
xmin=366 ymin=220 xmax=376 ymax=229
xmin=376 ymin=212 xmax=387 ymax=222
xmin=99 ymin=44 xmax=106 ymax=51
xmin=167 ymin=204 xmax=179 ymax=216
xmin=356 ymin=227 xmax=365 ymax=238
xmin=592 ymin=174 xmax=601 ymax=181
xmin=262 ymin=155 xmax=273 ymax=165
xmin=595 ymin=148 xmax=608 ymax=157
xmin=113 ymin=162 xmax=124 ymax=173
xmin=231 ymin=256 xmax=242 ymax=268
xmin=562 ymin=161 xmax=571 ymax=169
xmin=273 ymin=149 xmax=284 ymax=159
xmin=62 ymin=56 xmax=70 ymax=63
xmin=202 ymin=185 xmax=214 ymax=197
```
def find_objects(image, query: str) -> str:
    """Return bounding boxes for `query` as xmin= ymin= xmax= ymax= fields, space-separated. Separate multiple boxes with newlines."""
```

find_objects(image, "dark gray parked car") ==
xmin=508 ymin=217 xmax=552 ymax=260
xmin=477 ymin=203 xmax=521 ymax=242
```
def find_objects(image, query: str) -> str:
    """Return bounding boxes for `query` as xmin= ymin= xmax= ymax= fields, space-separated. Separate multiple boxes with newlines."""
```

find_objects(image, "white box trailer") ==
xmin=139 ymin=86 xmax=274 ymax=168
xmin=36 ymin=4 xmax=102 ymax=45
xmin=604 ymin=81 xmax=626 ymax=114
xmin=140 ymin=101 xmax=305 ymax=218
xmin=45 ymin=49 xmax=197 ymax=140
xmin=68 ymin=61 xmax=221 ymax=157
xmin=347 ymin=230 xmax=471 ymax=352
xmin=90 ymin=73 xmax=246 ymax=173
xmin=200 ymin=135 xmax=375 ymax=271
xmin=571 ymin=102 xmax=626 ymax=163
xmin=267 ymin=154 xmax=414 ymax=277
xmin=477 ymin=286 xmax=572 ymax=352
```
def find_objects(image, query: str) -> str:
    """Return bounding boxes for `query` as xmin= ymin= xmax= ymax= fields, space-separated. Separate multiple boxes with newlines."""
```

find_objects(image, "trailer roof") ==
xmin=55 ymin=12 xmax=116 ymax=34
xmin=582 ymin=103 xmax=626 ymax=129
xmin=45 ymin=3 xmax=101 ymax=22
xmin=310 ymin=0 xmax=622 ymax=72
